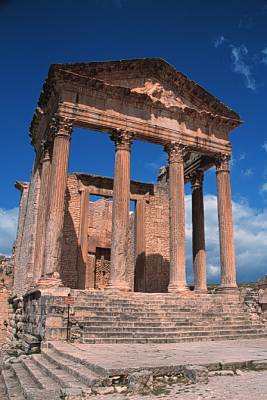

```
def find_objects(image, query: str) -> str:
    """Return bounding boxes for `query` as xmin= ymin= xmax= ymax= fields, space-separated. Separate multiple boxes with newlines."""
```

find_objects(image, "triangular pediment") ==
xmin=51 ymin=58 xmax=240 ymax=120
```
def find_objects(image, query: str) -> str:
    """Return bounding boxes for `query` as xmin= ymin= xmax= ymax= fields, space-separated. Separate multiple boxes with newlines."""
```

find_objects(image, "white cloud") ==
xmin=230 ymin=44 xmax=256 ymax=91
xmin=241 ymin=168 xmax=253 ymax=177
xmin=214 ymin=35 xmax=226 ymax=48
xmin=261 ymin=48 xmax=267 ymax=65
xmin=185 ymin=195 xmax=267 ymax=284
xmin=0 ymin=207 xmax=18 ymax=256
xmin=238 ymin=153 xmax=246 ymax=161
xmin=145 ymin=161 xmax=161 ymax=171
xmin=262 ymin=142 xmax=267 ymax=152
xmin=260 ymin=183 xmax=267 ymax=193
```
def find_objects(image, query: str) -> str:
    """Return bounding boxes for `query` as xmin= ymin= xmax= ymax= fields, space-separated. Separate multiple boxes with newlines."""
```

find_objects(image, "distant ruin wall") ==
xmin=144 ymin=182 xmax=170 ymax=292
xmin=0 ymin=257 xmax=14 ymax=347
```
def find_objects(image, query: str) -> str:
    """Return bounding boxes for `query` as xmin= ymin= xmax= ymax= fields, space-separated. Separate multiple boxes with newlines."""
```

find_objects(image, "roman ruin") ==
xmin=1 ymin=58 xmax=267 ymax=398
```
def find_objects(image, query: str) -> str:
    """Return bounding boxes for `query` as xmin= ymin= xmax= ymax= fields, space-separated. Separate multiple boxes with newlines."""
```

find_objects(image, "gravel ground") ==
xmin=87 ymin=370 xmax=267 ymax=400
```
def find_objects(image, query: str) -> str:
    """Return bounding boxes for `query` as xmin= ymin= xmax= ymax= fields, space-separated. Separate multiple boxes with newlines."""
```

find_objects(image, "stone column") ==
xmin=33 ymin=141 xmax=52 ymax=283
xmin=108 ymin=129 xmax=133 ymax=291
xmin=42 ymin=116 xmax=73 ymax=282
xmin=191 ymin=171 xmax=207 ymax=293
xmin=216 ymin=154 xmax=237 ymax=291
xmin=165 ymin=142 xmax=188 ymax=292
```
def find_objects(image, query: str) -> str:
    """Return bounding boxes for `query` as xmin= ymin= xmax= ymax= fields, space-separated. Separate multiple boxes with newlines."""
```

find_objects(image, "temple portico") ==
xmin=13 ymin=58 xmax=241 ymax=296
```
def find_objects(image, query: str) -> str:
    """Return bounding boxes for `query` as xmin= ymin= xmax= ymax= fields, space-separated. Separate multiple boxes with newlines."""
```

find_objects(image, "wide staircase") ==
xmin=68 ymin=290 xmax=267 ymax=344
xmin=1 ymin=291 xmax=267 ymax=399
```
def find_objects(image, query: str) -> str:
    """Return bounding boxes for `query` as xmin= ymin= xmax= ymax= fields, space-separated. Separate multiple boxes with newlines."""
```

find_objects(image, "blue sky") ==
xmin=0 ymin=0 xmax=267 ymax=283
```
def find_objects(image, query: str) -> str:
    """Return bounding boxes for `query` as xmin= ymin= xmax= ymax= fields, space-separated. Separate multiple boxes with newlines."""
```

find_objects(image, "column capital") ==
xmin=49 ymin=115 xmax=74 ymax=139
xmin=40 ymin=139 xmax=53 ymax=163
xmin=111 ymin=129 xmax=134 ymax=151
xmin=215 ymin=153 xmax=231 ymax=173
xmin=190 ymin=170 xmax=204 ymax=190
xmin=164 ymin=142 xmax=187 ymax=164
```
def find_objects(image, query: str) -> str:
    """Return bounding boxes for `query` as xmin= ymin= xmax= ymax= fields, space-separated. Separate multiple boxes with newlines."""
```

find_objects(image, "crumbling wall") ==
xmin=13 ymin=164 xmax=40 ymax=296
xmin=61 ymin=175 xmax=80 ymax=288
xmin=0 ymin=257 xmax=13 ymax=347
xmin=144 ymin=181 xmax=170 ymax=292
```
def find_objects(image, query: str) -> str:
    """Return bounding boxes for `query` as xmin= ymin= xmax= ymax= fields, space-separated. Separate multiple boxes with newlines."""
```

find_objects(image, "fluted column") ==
xmin=216 ymin=154 xmax=237 ymax=291
xmin=108 ymin=129 xmax=133 ymax=291
xmin=33 ymin=141 xmax=53 ymax=283
xmin=43 ymin=116 xmax=73 ymax=280
xmin=165 ymin=142 xmax=188 ymax=292
xmin=191 ymin=171 xmax=207 ymax=293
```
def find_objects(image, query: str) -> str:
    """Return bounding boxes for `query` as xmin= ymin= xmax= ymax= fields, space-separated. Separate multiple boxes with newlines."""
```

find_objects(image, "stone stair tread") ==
xmin=82 ymin=332 xmax=267 ymax=344
xmin=1 ymin=369 xmax=26 ymax=400
xmin=40 ymin=348 xmax=103 ymax=387
xmin=31 ymin=353 xmax=89 ymax=390
xmin=11 ymin=363 xmax=59 ymax=400
xmin=21 ymin=357 xmax=61 ymax=390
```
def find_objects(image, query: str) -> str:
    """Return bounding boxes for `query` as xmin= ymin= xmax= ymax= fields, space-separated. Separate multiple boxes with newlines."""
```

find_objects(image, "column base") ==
xmin=194 ymin=288 xmax=208 ymax=294
xmin=216 ymin=286 xmax=239 ymax=294
xmin=105 ymin=281 xmax=131 ymax=292
xmin=168 ymin=283 xmax=189 ymax=293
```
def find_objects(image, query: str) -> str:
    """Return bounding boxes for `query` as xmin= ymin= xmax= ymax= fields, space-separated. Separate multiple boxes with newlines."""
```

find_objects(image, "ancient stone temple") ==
xmin=2 ymin=60 xmax=267 ymax=398
xmin=14 ymin=58 xmax=241 ymax=296
xmin=0 ymin=59 xmax=267 ymax=400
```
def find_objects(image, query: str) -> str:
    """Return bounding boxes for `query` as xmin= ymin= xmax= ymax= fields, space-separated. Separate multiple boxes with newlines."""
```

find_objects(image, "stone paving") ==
xmin=63 ymin=338 xmax=267 ymax=374
xmin=87 ymin=370 xmax=267 ymax=399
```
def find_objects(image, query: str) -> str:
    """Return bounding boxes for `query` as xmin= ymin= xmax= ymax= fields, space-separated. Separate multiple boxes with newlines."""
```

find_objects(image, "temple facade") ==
xmin=13 ymin=58 xmax=240 ymax=296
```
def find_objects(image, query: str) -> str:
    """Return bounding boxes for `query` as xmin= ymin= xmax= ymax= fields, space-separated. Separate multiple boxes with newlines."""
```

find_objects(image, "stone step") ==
xmin=81 ymin=324 xmax=265 ymax=333
xmin=82 ymin=327 xmax=265 ymax=339
xmin=75 ymin=314 xmax=252 ymax=322
xmin=40 ymin=348 xmax=106 ymax=387
xmin=20 ymin=357 xmax=61 ymax=391
xmin=31 ymin=353 xmax=90 ymax=390
xmin=11 ymin=362 xmax=58 ymax=400
xmin=70 ymin=310 xmax=250 ymax=318
xmin=80 ymin=320 xmax=260 ymax=328
xmin=82 ymin=332 xmax=267 ymax=344
xmin=1 ymin=369 xmax=26 ymax=400
xmin=47 ymin=342 xmax=109 ymax=377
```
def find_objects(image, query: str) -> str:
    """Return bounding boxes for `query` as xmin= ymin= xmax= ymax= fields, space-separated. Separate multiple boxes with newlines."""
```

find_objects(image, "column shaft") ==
xmin=108 ymin=130 xmax=133 ymax=291
xmin=43 ymin=117 xmax=73 ymax=279
xmin=191 ymin=172 xmax=207 ymax=292
xmin=33 ymin=143 xmax=52 ymax=283
xmin=216 ymin=155 xmax=237 ymax=290
xmin=165 ymin=143 xmax=187 ymax=292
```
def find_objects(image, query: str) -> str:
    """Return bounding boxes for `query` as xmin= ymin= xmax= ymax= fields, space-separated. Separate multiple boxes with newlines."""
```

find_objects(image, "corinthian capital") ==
xmin=164 ymin=142 xmax=187 ymax=164
xmin=190 ymin=170 xmax=204 ymax=190
xmin=215 ymin=153 xmax=231 ymax=173
xmin=49 ymin=115 xmax=74 ymax=138
xmin=111 ymin=129 xmax=134 ymax=151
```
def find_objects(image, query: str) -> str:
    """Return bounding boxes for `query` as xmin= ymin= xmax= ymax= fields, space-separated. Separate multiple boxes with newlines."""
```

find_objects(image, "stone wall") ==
xmin=0 ymin=257 xmax=13 ymax=347
xmin=13 ymin=171 xmax=171 ymax=294
xmin=13 ymin=163 xmax=40 ymax=296
xmin=61 ymin=175 xmax=80 ymax=288
xmin=144 ymin=180 xmax=170 ymax=292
